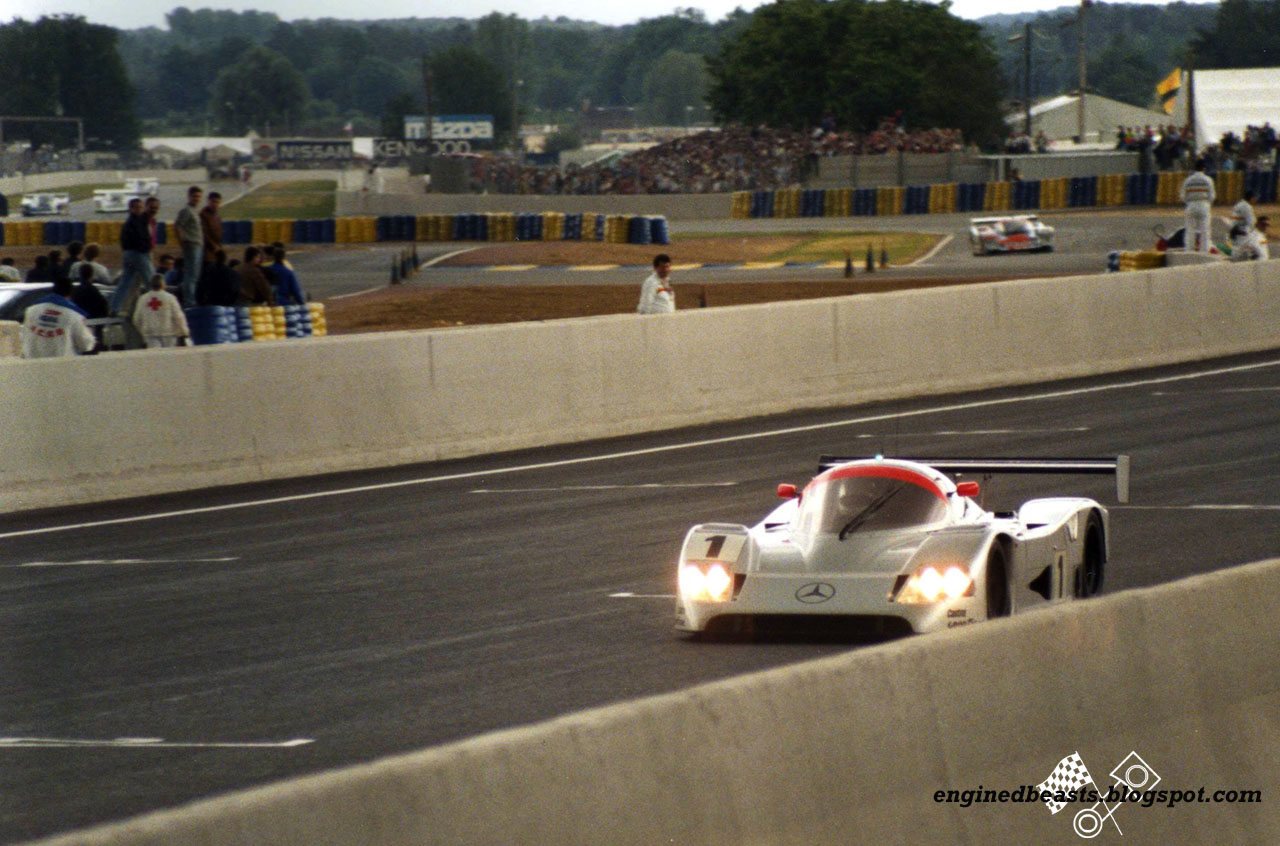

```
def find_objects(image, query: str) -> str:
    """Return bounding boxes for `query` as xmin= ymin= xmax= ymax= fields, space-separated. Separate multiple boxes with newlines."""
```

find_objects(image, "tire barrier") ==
xmin=8 ymin=171 xmax=1280 ymax=252
xmin=183 ymin=303 xmax=326 ymax=345
xmin=1126 ymin=173 xmax=1159 ymax=206
xmin=903 ymin=185 xmax=930 ymax=215
xmin=1112 ymin=250 xmax=1166 ymax=272
xmin=1012 ymin=179 xmax=1041 ymax=210
xmin=726 ymin=170 xmax=1280 ymax=219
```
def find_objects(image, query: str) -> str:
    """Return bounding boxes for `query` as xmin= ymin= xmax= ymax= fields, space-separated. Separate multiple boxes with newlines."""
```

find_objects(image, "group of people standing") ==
xmin=1180 ymin=161 xmax=1269 ymax=260
xmin=19 ymin=184 xmax=309 ymax=358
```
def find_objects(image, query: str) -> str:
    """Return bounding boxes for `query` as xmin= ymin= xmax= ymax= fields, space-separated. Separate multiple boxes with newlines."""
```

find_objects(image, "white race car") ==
xmin=675 ymin=456 xmax=1127 ymax=638
xmin=20 ymin=193 xmax=70 ymax=216
xmin=122 ymin=178 xmax=159 ymax=197
xmin=93 ymin=190 xmax=136 ymax=213
xmin=969 ymin=215 xmax=1054 ymax=255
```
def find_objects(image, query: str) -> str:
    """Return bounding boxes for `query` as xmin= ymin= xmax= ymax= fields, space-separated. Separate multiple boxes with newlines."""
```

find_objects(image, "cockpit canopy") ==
xmin=793 ymin=466 xmax=950 ymax=537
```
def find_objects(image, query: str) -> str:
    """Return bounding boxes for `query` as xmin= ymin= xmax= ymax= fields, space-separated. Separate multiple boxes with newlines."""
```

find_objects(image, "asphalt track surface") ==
xmin=5 ymin=350 xmax=1280 ymax=842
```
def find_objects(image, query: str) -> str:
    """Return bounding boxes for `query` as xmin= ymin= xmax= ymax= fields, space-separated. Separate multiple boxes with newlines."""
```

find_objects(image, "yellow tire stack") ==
xmin=542 ymin=212 xmax=564 ymax=241
xmin=825 ymin=188 xmax=852 ymax=217
xmin=1157 ymin=172 xmax=1181 ymax=205
xmin=604 ymin=215 xmax=628 ymax=244
xmin=86 ymin=220 xmax=123 ymax=245
xmin=929 ymin=183 xmax=957 ymax=214
xmin=1117 ymin=251 xmax=1166 ymax=271
xmin=1099 ymin=174 xmax=1126 ymax=207
xmin=1215 ymin=171 xmax=1244 ymax=205
xmin=1039 ymin=177 xmax=1067 ymax=209
xmin=779 ymin=188 xmax=804 ymax=217
xmin=308 ymin=302 xmax=327 ymax=337
xmin=335 ymin=218 xmax=354 ymax=244
xmin=730 ymin=191 xmax=751 ymax=219
xmin=248 ymin=305 xmax=277 ymax=340
xmin=270 ymin=305 xmax=287 ymax=337
xmin=983 ymin=181 xmax=1012 ymax=212
xmin=876 ymin=186 xmax=904 ymax=217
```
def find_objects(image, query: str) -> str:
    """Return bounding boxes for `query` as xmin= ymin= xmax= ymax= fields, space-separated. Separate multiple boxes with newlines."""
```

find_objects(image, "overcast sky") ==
xmin=3 ymin=0 xmax=1219 ymax=30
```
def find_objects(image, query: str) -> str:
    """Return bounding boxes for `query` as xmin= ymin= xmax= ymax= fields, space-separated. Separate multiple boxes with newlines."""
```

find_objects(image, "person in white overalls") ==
xmin=1180 ymin=159 xmax=1216 ymax=253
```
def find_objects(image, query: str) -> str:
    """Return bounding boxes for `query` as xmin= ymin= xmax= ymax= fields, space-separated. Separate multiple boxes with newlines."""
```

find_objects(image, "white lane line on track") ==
xmin=854 ymin=427 xmax=1089 ymax=437
xmin=5 ymin=356 xmax=1280 ymax=541
xmin=1114 ymin=505 xmax=1280 ymax=511
xmin=609 ymin=592 xmax=676 ymax=599
xmin=0 ymin=737 xmax=314 ymax=749
xmin=470 ymin=483 xmax=738 ymax=493
xmin=1151 ymin=387 xmax=1280 ymax=395
xmin=420 ymin=247 xmax=480 ymax=268
xmin=10 ymin=557 xmax=239 ymax=568
xmin=908 ymin=233 xmax=954 ymax=266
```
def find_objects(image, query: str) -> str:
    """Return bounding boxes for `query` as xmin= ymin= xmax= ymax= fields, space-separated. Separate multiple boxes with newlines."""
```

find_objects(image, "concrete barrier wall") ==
xmin=4 ymin=259 xmax=1280 ymax=513
xmin=33 ymin=558 xmax=1280 ymax=845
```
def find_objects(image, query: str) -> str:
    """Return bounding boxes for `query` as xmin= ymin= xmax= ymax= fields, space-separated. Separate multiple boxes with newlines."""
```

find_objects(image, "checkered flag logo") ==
xmin=1038 ymin=752 xmax=1094 ymax=814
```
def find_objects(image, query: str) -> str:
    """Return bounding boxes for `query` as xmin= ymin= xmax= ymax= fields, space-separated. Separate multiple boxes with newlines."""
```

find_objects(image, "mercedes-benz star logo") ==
xmin=795 ymin=582 xmax=836 ymax=604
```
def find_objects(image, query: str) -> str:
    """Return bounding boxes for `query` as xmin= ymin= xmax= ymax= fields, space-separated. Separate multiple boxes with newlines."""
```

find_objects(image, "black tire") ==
xmin=1077 ymin=512 xmax=1105 ymax=598
xmin=985 ymin=544 xmax=1010 ymax=619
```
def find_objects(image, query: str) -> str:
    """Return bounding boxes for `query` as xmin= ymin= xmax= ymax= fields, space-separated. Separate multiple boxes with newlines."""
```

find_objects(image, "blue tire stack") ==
xmin=649 ymin=216 xmax=670 ymax=245
xmin=235 ymin=307 xmax=254 ymax=342
xmin=594 ymin=214 xmax=606 ymax=241
xmin=284 ymin=304 xmax=305 ymax=338
xmin=628 ymin=216 xmax=652 ymax=245
xmin=186 ymin=306 xmax=238 ymax=345
xmin=853 ymin=188 xmax=877 ymax=216
xmin=564 ymin=213 xmax=583 ymax=240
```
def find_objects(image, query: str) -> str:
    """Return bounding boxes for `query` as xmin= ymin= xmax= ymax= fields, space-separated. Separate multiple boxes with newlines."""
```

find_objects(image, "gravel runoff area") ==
xmin=323 ymin=234 xmax=1043 ymax=333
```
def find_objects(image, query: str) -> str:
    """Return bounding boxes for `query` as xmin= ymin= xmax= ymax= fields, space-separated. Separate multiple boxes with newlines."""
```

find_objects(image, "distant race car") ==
xmin=20 ymin=193 xmax=70 ymax=216
xmin=93 ymin=190 xmax=136 ymax=213
xmin=969 ymin=215 xmax=1054 ymax=255
xmin=122 ymin=178 xmax=159 ymax=197
xmin=675 ymin=456 xmax=1128 ymax=638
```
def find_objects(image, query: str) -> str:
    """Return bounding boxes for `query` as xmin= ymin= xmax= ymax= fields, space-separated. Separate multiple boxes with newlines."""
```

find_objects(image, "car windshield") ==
xmin=1004 ymin=219 xmax=1032 ymax=236
xmin=793 ymin=471 xmax=949 ymax=537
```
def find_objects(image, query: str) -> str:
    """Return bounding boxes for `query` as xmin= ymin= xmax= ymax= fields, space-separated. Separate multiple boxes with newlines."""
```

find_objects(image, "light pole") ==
xmin=1007 ymin=23 xmax=1032 ymax=139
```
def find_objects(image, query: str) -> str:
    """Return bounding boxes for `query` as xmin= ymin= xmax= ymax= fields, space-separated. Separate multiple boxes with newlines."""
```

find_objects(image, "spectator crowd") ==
xmin=6 ymin=185 xmax=309 ymax=358
xmin=1116 ymin=123 xmax=1278 ymax=173
xmin=471 ymin=120 xmax=967 ymax=195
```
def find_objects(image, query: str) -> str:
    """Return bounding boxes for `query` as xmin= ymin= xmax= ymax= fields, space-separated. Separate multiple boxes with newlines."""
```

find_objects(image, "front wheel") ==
xmin=1076 ymin=512 xmax=1105 ymax=598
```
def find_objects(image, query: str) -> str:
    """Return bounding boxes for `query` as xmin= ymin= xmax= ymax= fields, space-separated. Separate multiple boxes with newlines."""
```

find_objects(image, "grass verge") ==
xmin=222 ymin=180 xmax=336 ymax=219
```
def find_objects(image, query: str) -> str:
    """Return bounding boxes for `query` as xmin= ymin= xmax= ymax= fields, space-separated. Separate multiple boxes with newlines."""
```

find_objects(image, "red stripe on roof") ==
xmin=812 ymin=464 xmax=946 ymax=501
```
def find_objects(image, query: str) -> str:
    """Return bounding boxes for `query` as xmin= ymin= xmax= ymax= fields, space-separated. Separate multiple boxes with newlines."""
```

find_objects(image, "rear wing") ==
xmin=817 ymin=456 xmax=1131 ymax=503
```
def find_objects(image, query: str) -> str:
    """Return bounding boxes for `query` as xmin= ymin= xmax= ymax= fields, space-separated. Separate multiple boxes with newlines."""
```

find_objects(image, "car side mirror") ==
xmin=956 ymin=481 xmax=980 ymax=498
xmin=777 ymin=483 xmax=798 ymax=499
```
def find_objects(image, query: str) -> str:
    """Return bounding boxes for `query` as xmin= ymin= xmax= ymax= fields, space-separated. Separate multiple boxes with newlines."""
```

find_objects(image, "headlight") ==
xmin=896 ymin=565 xmax=973 ymax=604
xmin=679 ymin=561 xmax=734 ymax=602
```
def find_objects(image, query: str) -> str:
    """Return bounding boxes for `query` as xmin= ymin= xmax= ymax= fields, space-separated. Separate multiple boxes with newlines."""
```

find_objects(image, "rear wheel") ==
xmin=985 ymin=544 xmax=1010 ymax=619
xmin=1077 ymin=512 xmax=1105 ymax=598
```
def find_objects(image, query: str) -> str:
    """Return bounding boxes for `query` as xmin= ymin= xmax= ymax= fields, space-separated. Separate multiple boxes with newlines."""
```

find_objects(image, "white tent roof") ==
xmin=1005 ymin=93 xmax=1170 ymax=145
xmin=1170 ymin=68 xmax=1280 ymax=150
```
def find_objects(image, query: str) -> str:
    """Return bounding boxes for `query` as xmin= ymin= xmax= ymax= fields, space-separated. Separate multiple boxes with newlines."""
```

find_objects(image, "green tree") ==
xmin=0 ymin=16 xmax=140 ymax=150
xmin=640 ymin=50 xmax=709 ymax=125
xmin=429 ymin=45 xmax=513 ymax=137
xmin=708 ymin=0 xmax=1004 ymax=140
xmin=210 ymin=45 xmax=310 ymax=135
xmin=1192 ymin=0 xmax=1280 ymax=68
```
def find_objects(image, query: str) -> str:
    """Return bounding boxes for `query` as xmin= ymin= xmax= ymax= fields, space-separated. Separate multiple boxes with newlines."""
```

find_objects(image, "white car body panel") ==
xmin=20 ymin=193 xmax=70 ymax=216
xmin=94 ymin=190 xmax=137 ymax=213
xmin=675 ymin=458 xmax=1112 ymax=636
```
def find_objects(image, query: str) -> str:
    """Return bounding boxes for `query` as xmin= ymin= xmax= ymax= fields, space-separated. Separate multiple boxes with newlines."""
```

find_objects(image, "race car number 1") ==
xmin=689 ymin=530 xmax=746 ymax=563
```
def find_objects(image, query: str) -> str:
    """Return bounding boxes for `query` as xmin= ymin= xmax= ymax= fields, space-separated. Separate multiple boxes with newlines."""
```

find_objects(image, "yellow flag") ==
xmin=1157 ymin=68 xmax=1181 ymax=114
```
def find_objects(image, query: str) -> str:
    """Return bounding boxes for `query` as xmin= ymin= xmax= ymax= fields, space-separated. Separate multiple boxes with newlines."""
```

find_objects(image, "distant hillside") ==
xmin=980 ymin=2 xmax=1218 ymax=110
